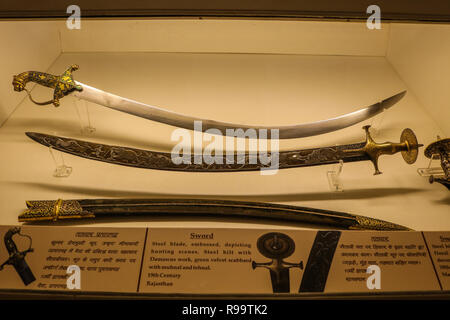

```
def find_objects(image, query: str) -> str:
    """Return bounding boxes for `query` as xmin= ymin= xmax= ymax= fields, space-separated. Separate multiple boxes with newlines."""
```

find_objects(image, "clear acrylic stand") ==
xmin=74 ymin=98 xmax=96 ymax=135
xmin=327 ymin=160 xmax=344 ymax=192
xmin=417 ymin=135 xmax=445 ymax=178
xmin=48 ymin=146 xmax=72 ymax=177
xmin=417 ymin=154 xmax=445 ymax=177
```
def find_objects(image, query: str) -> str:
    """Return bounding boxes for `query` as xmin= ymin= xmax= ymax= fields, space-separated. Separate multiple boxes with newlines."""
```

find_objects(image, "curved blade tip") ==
xmin=25 ymin=132 xmax=40 ymax=139
xmin=25 ymin=132 xmax=49 ymax=146
xmin=382 ymin=90 xmax=407 ymax=110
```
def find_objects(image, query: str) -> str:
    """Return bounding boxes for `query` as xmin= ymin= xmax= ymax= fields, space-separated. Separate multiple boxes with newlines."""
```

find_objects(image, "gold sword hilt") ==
xmin=12 ymin=65 xmax=82 ymax=107
xmin=347 ymin=125 xmax=423 ymax=175
xmin=19 ymin=199 xmax=95 ymax=222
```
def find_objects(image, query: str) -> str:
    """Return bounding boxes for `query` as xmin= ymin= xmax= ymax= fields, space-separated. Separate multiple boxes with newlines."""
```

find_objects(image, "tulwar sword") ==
xmin=26 ymin=125 xmax=422 ymax=175
xmin=13 ymin=65 xmax=406 ymax=139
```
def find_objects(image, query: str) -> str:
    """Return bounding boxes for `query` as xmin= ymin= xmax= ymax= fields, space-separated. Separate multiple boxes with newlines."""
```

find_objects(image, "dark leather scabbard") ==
xmin=19 ymin=198 xmax=411 ymax=231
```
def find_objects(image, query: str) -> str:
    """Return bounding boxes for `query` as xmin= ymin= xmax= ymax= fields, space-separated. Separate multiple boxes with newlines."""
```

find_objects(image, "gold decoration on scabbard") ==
xmin=20 ymin=200 xmax=94 ymax=222
xmin=18 ymin=198 xmax=412 ymax=231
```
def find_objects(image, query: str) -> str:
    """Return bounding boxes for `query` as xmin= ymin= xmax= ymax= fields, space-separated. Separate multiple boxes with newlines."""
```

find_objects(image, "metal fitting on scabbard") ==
xmin=12 ymin=64 xmax=83 ymax=107
xmin=19 ymin=199 xmax=94 ymax=222
xmin=350 ymin=215 xmax=413 ymax=231
xmin=52 ymin=198 xmax=63 ymax=222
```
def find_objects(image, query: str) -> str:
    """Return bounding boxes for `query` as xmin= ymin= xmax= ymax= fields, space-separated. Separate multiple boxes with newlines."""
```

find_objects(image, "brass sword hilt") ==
xmin=12 ymin=64 xmax=83 ymax=107
xmin=347 ymin=125 xmax=423 ymax=175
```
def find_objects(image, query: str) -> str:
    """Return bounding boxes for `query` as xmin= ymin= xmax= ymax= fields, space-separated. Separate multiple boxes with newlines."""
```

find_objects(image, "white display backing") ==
xmin=0 ymin=20 xmax=61 ymax=126
xmin=387 ymin=23 xmax=450 ymax=135
xmin=59 ymin=19 xmax=389 ymax=56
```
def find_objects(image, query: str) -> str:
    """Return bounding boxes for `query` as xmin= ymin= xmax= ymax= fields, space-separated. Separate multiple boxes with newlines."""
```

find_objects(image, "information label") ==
xmin=423 ymin=232 xmax=450 ymax=290
xmin=0 ymin=226 xmax=448 ymax=295
xmin=0 ymin=226 xmax=146 ymax=292
xmin=138 ymin=228 xmax=317 ymax=293
xmin=325 ymin=231 xmax=440 ymax=292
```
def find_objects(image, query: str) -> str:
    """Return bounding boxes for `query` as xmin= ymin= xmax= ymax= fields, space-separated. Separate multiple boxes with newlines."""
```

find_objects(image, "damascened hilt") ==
xmin=12 ymin=65 xmax=83 ymax=107
xmin=347 ymin=125 xmax=422 ymax=175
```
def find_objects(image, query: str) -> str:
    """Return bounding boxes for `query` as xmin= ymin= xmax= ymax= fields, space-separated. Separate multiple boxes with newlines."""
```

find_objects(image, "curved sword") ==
xmin=26 ymin=126 xmax=422 ymax=175
xmin=18 ymin=198 xmax=411 ymax=230
xmin=13 ymin=65 xmax=406 ymax=139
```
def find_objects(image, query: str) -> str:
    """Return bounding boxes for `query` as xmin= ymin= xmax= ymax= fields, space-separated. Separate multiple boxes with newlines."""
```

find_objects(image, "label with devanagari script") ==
xmin=0 ymin=226 xmax=146 ymax=292
xmin=0 ymin=226 xmax=447 ymax=295
xmin=423 ymin=232 xmax=450 ymax=290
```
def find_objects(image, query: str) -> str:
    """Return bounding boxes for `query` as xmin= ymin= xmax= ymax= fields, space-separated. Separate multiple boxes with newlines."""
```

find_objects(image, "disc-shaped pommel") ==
xmin=400 ymin=128 xmax=420 ymax=164
xmin=424 ymin=138 xmax=450 ymax=159
xmin=257 ymin=232 xmax=295 ymax=259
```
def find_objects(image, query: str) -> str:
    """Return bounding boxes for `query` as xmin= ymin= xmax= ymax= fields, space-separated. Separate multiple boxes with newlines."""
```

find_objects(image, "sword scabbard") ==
xmin=19 ymin=198 xmax=412 ymax=230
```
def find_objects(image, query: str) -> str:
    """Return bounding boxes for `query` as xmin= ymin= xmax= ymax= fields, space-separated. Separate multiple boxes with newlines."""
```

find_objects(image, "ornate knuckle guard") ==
xmin=12 ymin=64 xmax=83 ymax=107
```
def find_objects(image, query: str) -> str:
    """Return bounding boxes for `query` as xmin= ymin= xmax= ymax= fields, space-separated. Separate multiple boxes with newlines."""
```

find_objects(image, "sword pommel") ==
xmin=348 ymin=126 xmax=422 ymax=175
xmin=12 ymin=65 xmax=83 ymax=107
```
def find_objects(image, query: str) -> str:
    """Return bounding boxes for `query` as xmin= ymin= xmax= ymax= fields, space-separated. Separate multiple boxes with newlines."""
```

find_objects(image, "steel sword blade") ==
xmin=13 ymin=65 xmax=406 ymax=139
xmin=73 ymin=82 xmax=406 ymax=139
xmin=25 ymin=126 xmax=421 ymax=175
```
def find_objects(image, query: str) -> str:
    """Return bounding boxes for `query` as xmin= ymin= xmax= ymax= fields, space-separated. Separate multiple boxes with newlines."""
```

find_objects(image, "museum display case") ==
xmin=0 ymin=2 xmax=449 ymax=299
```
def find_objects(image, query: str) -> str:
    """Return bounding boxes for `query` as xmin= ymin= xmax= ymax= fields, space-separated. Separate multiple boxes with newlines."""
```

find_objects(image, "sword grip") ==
xmin=12 ymin=65 xmax=83 ymax=107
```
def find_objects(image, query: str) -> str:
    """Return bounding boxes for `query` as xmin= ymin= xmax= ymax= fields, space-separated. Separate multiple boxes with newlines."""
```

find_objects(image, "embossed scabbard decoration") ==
xmin=13 ymin=65 xmax=406 ymax=139
xmin=26 ymin=125 xmax=422 ymax=175
xmin=19 ymin=198 xmax=411 ymax=231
